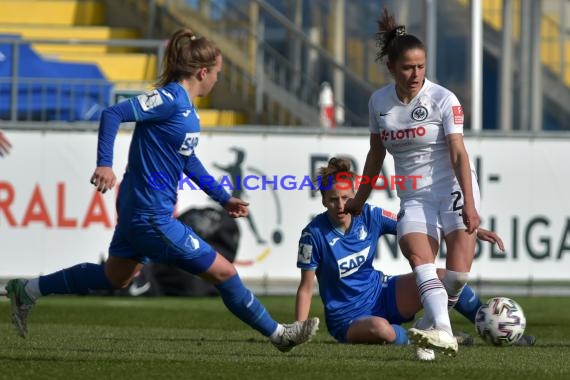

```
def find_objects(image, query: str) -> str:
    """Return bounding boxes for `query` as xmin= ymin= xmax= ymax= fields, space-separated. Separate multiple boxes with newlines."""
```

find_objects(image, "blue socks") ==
xmin=215 ymin=274 xmax=278 ymax=337
xmin=39 ymin=263 xmax=114 ymax=295
xmin=453 ymin=284 xmax=483 ymax=323
xmin=391 ymin=324 xmax=409 ymax=345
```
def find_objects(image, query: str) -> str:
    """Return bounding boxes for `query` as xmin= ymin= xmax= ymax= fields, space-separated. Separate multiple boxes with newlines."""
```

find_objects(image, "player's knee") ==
xmin=443 ymin=270 xmax=469 ymax=291
xmin=104 ymin=271 xmax=134 ymax=289
xmin=369 ymin=319 xmax=393 ymax=341
xmin=114 ymin=278 xmax=133 ymax=289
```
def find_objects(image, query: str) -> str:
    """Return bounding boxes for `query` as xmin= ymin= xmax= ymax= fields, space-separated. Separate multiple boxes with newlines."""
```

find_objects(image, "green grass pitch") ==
xmin=1 ymin=295 xmax=569 ymax=379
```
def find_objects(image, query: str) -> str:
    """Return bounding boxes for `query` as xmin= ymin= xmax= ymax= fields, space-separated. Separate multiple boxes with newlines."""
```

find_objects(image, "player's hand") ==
xmin=90 ymin=166 xmax=116 ymax=193
xmin=224 ymin=197 xmax=249 ymax=218
xmin=343 ymin=197 xmax=364 ymax=216
xmin=476 ymin=228 xmax=505 ymax=252
xmin=462 ymin=205 xmax=480 ymax=234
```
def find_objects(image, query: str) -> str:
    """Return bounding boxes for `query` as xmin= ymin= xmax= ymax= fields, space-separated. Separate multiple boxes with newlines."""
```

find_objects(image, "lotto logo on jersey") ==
xmin=452 ymin=106 xmax=464 ymax=124
xmin=338 ymin=248 xmax=369 ymax=278
xmin=380 ymin=126 xmax=426 ymax=141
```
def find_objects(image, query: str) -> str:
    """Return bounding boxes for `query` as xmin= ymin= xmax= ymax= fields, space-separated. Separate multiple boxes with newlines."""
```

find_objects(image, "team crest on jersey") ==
xmin=358 ymin=225 xmax=368 ymax=240
xmin=184 ymin=234 xmax=200 ymax=250
xmin=137 ymin=90 xmax=163 ymax=111
xmin=411 ymin=106 xmax=428 ymax=121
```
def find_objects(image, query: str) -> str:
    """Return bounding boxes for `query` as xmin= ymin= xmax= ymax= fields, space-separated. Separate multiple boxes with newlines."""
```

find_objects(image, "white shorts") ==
xmin=396 ymin=172 xmax=481 ymax=242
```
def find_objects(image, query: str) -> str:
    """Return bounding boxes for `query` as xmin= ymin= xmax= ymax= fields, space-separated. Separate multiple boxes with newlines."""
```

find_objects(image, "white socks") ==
xmin=414 ymin=263 xmax=452 ymax=335
xmin=269 ymin=324 xmax=285 ymax=342
xmin=442 ymin=270 xmax=469 ymax=310
xmin=24 ymin=278 xmax=41 ymax=300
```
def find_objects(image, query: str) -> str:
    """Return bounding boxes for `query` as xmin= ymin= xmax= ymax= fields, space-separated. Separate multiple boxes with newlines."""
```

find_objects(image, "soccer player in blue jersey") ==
xmin=5 ymin=28 xmax=318 ymax=352
xmin=295 ymin=157 xmax=534 ymax=360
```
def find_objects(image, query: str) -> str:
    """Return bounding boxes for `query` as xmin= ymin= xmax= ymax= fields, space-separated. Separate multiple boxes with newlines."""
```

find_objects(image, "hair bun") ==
xmin=395 ymin=26 xmax=406 ymax=36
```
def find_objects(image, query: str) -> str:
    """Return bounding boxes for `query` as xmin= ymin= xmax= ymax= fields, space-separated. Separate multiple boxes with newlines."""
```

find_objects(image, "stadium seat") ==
xmin=0 ymin=0 xmax=248 ymax=125
xmin=0 ymin=35 xmax=111 ymax=121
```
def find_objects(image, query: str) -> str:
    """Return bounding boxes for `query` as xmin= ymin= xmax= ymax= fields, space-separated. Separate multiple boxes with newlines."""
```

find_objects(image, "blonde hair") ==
xmin=315 ymin=157 xmax=356 ymax=197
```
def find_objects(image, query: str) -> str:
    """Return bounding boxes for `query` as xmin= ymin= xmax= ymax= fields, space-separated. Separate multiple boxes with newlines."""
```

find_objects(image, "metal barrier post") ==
xmin=10 ymin=40 xmax=19 ymax=121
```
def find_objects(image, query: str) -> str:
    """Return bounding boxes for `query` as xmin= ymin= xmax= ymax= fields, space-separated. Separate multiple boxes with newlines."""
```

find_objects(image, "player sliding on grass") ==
xmin=5 ymin=27 xmax=318 ymax=352
xmin=294 ymin=158 xmax=535 ymax=361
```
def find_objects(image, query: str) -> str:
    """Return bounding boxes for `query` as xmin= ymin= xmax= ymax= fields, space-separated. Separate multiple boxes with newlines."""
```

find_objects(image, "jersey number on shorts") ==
xmin=451 ymin=191 xmax=463 ymax=215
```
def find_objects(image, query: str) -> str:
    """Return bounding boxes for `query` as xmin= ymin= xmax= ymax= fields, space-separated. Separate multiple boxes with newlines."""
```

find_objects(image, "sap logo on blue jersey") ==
xmin=338 ymin=248 xmax=369 ymax=278
xmin=179 ymin=132 xmax=200 ymax=156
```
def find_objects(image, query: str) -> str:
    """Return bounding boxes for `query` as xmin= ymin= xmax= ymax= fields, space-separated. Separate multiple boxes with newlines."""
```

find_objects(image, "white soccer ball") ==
xmin=475 ymin=297 xmax=526 ymax=346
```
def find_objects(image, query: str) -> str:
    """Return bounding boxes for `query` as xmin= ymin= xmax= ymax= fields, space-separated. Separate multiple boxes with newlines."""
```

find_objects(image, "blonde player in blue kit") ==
xmin=5 ymin=28 xmax=318 ymax=352
xmin=295 ymin=158 xmax=535 ymax=360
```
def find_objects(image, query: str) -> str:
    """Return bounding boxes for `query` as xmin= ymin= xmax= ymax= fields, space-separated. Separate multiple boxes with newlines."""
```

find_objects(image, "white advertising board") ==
xmin=1 ymin=130 xmax=569 ymax=281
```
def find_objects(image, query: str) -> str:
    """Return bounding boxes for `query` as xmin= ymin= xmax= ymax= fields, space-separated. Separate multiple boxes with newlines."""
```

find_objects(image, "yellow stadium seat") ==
xmin=0 ymin=0 xmax=104 ymax=26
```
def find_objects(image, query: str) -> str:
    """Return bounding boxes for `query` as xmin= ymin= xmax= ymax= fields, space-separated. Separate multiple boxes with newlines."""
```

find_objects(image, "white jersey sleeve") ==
xmin=440 ymin=92 xmax=464 ymax=136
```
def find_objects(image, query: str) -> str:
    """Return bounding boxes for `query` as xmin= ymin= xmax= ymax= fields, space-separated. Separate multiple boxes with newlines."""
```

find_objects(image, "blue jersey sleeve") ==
xmin=183 ymin=153 xmax=231 ymax=205
xmin=97 ymin=89 xmax=179 ymax=167
xmin=297 ymin=228 xmax=319 ymax=270
xmin=96 ymin=101 xmax=136 ymax=167
xmin=129 ymin=89 xmax=178 ymax=122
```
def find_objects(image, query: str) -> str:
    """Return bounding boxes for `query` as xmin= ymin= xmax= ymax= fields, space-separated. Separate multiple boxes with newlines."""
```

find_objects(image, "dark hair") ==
xmin=156 ymin=28 xmax=221 ymax=87
xmin=375 ymin=8 xmax=425 ymax=63
xmin=315 ymin=157 xmax=356 ymax=197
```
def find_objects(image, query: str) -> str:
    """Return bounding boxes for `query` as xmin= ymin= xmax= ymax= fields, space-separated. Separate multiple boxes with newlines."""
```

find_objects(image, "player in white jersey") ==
xmin=295 ymin=158 xmax=537 ymax=360
xmin=344 ymin=9 xmax=479 ymax=357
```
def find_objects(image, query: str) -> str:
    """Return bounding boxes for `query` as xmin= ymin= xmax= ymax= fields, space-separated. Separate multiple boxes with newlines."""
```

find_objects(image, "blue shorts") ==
xmin=329 ymin=274 xmax=414 ymax=343
xmin=108 ymin=215 xmax=216 ymax=275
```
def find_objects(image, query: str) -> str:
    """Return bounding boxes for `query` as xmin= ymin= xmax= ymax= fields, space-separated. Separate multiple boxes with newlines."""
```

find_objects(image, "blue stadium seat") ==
xmin=0 ymin=34 xmax=112 ymax=121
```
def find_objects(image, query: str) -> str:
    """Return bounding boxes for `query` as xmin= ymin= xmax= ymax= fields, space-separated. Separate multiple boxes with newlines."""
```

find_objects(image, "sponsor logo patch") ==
xmin=338 ymin=248 xmax=370 ymax=278
xmin=382 ymin=209 xmax=397 ymax=221
xmin=137 ymin=90 xmax=163 ymax=111
xmin=452 ymin=106 xmax=464 ymax=124
xmin=298 ymin=243 xmax=313 ymax=264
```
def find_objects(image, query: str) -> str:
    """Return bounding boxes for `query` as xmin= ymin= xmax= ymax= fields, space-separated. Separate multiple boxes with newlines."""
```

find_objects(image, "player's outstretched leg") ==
xmin=5 ymin=279 xmax=36 ymax=338
xmin=271 ymin=318 xmax=320 ymax=353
